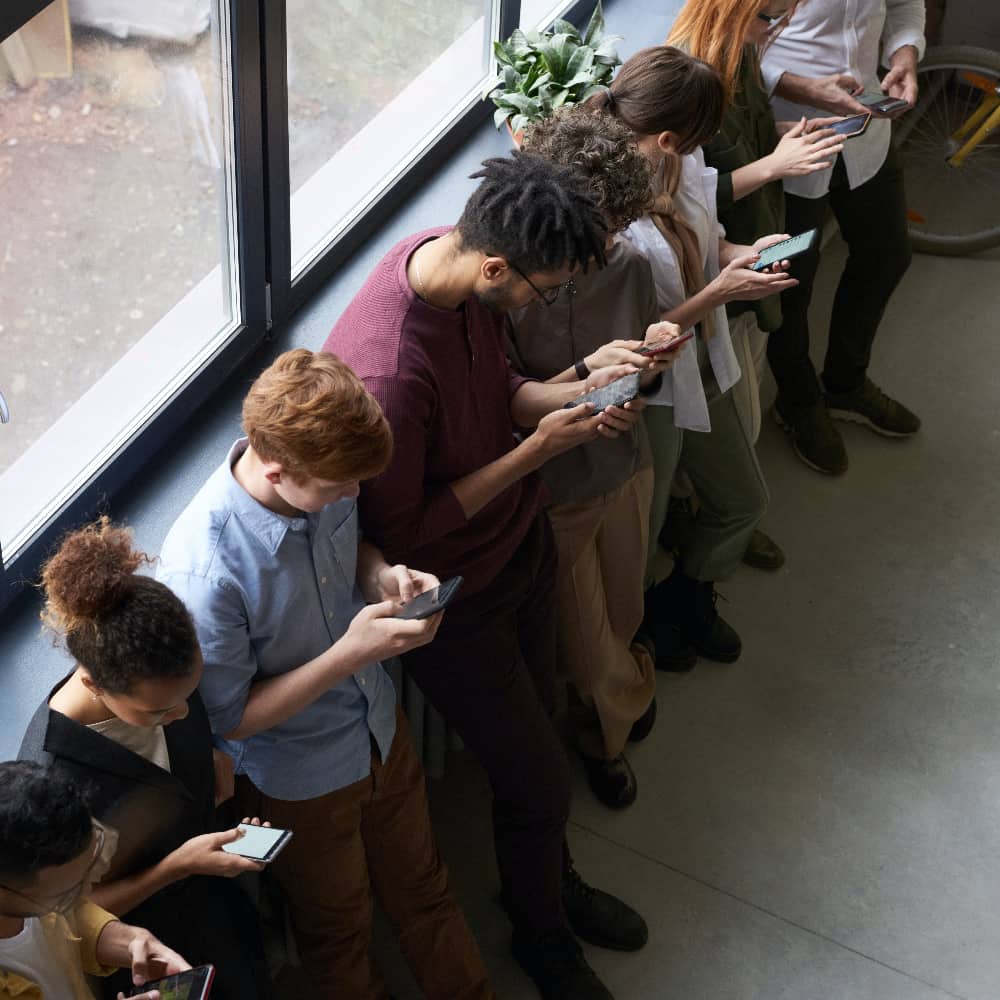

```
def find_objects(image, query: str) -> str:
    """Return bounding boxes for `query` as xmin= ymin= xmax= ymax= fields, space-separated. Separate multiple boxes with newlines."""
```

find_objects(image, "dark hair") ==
xmin=523 ymin=106 xmax=653 ymax=233
xmin=455 ymin=150 xmax=607 ymax=273
xmin=0 ymin=762 xmax=93 ymax=886
xmin=40 ymin=518 xmax=198 ymax=695
xmin=588 ymin=45 xmax=725 ymax=150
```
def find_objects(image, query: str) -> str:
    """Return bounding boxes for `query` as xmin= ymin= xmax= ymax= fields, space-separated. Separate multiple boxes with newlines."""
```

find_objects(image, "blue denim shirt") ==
xmin=157 ymin=440 xmax=396 ymax=801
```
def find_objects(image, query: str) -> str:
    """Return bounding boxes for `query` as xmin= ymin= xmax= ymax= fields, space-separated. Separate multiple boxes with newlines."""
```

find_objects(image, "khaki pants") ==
xmin=548 ymin=469 xmax=656 ymax=760
xmin=729 ymin=310 xmax=771 ymax=445
xmin=235 ymin=709 xmax=494 ymax=1000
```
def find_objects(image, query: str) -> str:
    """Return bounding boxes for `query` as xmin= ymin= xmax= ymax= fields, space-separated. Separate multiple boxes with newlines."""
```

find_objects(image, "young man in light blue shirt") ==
xmin=158 ymin=349 xmax=495 ymax=999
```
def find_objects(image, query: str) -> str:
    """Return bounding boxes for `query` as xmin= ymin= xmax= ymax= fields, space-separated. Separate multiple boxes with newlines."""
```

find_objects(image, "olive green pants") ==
xmin=644 ymin=375 xmax=768 ymax=586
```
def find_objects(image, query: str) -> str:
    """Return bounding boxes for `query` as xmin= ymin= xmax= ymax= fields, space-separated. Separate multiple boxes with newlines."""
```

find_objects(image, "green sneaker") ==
xmin=824 ymin=378 xmax=921 ymax=437
xmin=773 ymin=397 xmax=848 ymax=476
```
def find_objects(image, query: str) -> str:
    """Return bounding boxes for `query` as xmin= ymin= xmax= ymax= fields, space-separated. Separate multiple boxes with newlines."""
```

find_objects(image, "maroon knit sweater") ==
xmin=323 ymin=228 xmax=544 ymax=599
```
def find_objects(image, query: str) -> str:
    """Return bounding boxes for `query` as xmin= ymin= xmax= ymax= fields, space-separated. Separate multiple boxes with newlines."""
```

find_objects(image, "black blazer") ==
xmin=18 ymin=677 xmax=217 ymax=886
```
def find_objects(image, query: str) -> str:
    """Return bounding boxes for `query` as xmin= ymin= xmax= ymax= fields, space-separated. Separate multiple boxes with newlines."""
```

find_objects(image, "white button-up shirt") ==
xmin=626 ymin=150 xmax=741 ymax=432
xmin=760 ymin=0 xmax=925 ymax=198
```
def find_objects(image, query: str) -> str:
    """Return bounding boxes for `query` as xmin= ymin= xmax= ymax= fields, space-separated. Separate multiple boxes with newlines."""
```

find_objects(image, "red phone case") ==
xmin=638 ymin=329 xmax=695 ymax=355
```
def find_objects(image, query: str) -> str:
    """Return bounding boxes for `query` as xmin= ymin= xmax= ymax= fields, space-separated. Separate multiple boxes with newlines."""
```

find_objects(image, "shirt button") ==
xmin=327 ymin=610 xmax=333 ymax=619
xmin=360 ymin=678 xmax=366 ymax=686
xmin=320 ymin=576 xmax=327 ymax=584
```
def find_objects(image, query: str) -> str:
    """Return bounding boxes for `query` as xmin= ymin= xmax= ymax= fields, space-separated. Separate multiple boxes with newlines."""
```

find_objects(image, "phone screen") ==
xmin=752 ymin=229 xmax=818 ymax=271
xmin=222 ymin=824 xmax=288 ymax=860
xmin=132 ymin=965 xmax=214 ymax=1000
xmin=566 ymin=372 xmax=642 ymax=413
xmin=831 ymin=112 xmax=870 ymax=136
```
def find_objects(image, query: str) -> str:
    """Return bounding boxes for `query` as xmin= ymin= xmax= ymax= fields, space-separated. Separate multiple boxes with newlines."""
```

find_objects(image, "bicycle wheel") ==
xmin=895 ymin=45 xmax=1000 ymax=255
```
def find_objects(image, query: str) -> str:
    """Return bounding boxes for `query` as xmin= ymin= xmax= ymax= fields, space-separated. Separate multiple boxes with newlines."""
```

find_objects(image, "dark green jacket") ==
xmin=704 ymin=46 xmax=785 ymax=332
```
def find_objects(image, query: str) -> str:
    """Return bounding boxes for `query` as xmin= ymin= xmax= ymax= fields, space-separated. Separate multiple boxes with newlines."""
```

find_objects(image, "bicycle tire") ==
xmin=895 ymin=45 xmax=1000 ymax=256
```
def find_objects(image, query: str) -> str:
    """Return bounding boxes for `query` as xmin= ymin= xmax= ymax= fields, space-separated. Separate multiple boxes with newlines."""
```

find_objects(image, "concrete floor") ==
xmin=284 ymin=238 xmax=1000 ymax=1000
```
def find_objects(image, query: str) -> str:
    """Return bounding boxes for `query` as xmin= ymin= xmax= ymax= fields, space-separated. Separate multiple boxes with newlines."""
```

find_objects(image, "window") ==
xmin=287 ymin=0 xmax=500 ymax=276
xmin=519 ymin=0 xmax=576 ymax=29
xmin=0 ymin=0 xmax=240 ymax=567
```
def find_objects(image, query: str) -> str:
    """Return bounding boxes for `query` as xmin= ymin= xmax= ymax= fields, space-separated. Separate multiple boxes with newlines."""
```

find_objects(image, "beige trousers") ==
xmin=729 ymin=310 xmax=771 ymax=445
xmin=548 ymin=468 xmax=656 ymax=760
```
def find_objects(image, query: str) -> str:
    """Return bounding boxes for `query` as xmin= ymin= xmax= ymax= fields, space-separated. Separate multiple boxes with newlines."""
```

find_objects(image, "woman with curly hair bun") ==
xmin=18 ymin=518 xmax=272 ymax=1000
xmin=508 ymin=105 xmax=682 ymax=809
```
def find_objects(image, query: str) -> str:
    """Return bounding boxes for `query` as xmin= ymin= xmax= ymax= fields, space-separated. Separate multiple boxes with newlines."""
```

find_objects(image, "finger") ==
xmin=366 ymin=598 xmax=405 ymax=619
xmin=728 ymin=252 xmax=761 ymax=271
xmin=596 ymin=423 xmax=620 ymax=439
xmin=216 ymin=827 xmax=246 ymax=846
xmin=130 ymin=938 xmax=152 ymax=985
xmin=393 ymin=566 xmax=416 ymax=602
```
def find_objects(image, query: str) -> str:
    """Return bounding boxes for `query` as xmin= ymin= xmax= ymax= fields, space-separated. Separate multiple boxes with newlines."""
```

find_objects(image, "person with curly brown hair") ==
xmin=18 ymin=518 xmax=271 ymax=1000
xmin=507 ymin=105 xmax=683 ymax=809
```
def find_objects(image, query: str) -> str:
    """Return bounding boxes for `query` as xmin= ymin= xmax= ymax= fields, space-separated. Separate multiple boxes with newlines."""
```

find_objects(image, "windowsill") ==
xmin=0 ymin=0 xmax=680 ymax=758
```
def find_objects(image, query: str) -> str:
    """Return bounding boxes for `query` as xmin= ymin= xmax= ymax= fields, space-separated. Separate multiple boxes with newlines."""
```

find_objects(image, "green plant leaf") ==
xmin=593 ymin=35 xmax=623 ymax=65
xmin=500 ymin=92 xmax=541 ymax=114
xmin=550 ymin=89 xmax=571 ymax=110
xmin=511 ymin=113 xmax=531 ymax=134
xmin=493 ymin=40 xmax=514 ymax=67
xmin=565 ymin=44 xmax=595 ymax=78
xmin=526 ymin=71 xmax=552 ymax=94
xmin=507 ymin=29 xmax=534 ymax=58
xmin=552 ymin=18 xmax=581 ymax=40
xmin=541 ymin=34 xmax=577 ymax=79
xmin=583 ymin=0 xmax=605 ymax=46
xmin=577 ymin=83 xmax=609 ymax=102
xmin=494 ymin=106 xmax=512 ymax=129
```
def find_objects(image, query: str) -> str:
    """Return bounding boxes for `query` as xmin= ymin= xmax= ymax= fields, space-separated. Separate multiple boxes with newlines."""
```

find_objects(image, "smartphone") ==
xmin=636 ymin=329 xmax=695 ymax=356
xmin=750 ymin=228 xmax=819 ymax=272
xmin=564 ymin=371 xmax=642 ymax=415
xmin=859 ymin=93 xmax=909 ymax=115
xmin=830 ymin=112 xmax=872 ymax=138
xmin=130 ymin=965 xmax=215 ymax=1000
xmin=221 ymin=824 xmax=293 ymax=863
xmin=394 ymin=576 xmax=464 ymax=620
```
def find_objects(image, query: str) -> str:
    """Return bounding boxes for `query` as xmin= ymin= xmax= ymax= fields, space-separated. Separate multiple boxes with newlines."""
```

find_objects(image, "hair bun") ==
xmin=41 ymin=517 xmax=150 ymax=635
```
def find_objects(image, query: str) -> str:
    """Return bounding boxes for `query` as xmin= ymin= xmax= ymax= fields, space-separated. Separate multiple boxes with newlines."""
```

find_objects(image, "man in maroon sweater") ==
xmin=325 ymin=153 xmax=649 ymax=1000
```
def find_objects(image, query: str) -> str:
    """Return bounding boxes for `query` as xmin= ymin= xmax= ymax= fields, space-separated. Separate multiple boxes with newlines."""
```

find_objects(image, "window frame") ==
xmin=0 ymin=0 xmax=599 ymax=613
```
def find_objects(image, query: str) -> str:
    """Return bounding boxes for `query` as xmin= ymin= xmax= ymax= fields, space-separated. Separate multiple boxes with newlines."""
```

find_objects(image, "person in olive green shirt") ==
xmin=669 ymin=0 xmax=843 ymax=569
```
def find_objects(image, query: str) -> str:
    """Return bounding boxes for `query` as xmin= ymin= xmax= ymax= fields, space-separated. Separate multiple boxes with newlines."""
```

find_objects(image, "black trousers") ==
xmin=403 ymin=512 xmax=572 ymax=936
xmin=767 ymin=144 xmax=912 ymax=406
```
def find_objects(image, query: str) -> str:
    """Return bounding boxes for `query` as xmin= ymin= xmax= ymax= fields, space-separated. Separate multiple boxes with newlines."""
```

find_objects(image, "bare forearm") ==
xmin=730 ymin=157 xmax=777 ymax=202
xmin=662 ymin=284 xmax=722 ymax=330
xmin=773 ymin=71 xmax=812 ymax=105
xmin=90 ymin=857 xmax=185 ymax=918
xmin=94 ymin=919 xmax=146 ymax=969
xmin=225 ymin=642 xmax=367 ymax=740
xmin=449 ymin=437 xmax=546 ymax=520
xmin=510 ymin=380 xmax=587 ymax=427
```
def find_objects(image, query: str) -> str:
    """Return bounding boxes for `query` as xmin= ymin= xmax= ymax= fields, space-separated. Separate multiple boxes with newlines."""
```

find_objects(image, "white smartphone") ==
xmin=221 ymin=824 xmax=293 ymax=862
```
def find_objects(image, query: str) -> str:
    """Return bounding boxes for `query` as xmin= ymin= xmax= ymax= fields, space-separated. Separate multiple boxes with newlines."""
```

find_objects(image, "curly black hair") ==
xmin=455 ymin=150 xmax=607 ymax=273
xmin=523 ymin=106 xmax=654 ymax=233
xmin=0 ymin=762 xmax=93 ymax=885
xmin=40 ymin=518 xmax=198 ymax=695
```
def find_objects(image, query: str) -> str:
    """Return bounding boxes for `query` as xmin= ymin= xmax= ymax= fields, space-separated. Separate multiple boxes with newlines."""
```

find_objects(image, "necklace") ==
xmin=414 ymin=247 xmax=429 ymax=301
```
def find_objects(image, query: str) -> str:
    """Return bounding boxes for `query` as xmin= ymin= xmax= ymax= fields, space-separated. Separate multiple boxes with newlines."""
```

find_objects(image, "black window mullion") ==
xmin=1 ymin=0 xmax=53 ymax=42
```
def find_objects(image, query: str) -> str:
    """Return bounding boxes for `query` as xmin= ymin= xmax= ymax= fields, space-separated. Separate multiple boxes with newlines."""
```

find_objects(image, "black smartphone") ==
xmin=564 ymin=371 xmax=642 ymax=414
xmin=830 ymin=112 xmax=872 ymax=138
xmin=750 ymin=228 xmax=819 ymax=272
xmin=394 ymin=576 xmax=464 ymax=620
xmin=130 ymin=964 xmax=215 ymax=1000
xmin=635 ymin=329 xmax=695 ymax=356
xmin=859 ymin=93 xmax=908 ymax=115
xmin=221 ymin=824 xmax=293 ymax=863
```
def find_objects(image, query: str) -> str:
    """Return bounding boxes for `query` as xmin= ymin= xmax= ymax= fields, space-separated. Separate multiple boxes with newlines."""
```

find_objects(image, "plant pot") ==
xmin=505 ymin=120 xmax=524 ymax=148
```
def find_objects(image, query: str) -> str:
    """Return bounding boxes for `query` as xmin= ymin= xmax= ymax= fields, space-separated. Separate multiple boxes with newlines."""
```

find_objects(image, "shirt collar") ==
xmin=223 ymin=438 xmax=310 ymax=555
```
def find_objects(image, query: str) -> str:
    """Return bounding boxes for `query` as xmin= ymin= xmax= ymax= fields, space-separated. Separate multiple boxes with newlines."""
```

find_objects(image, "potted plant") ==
xmin=484 ymin=1 xmax=623 ymax=144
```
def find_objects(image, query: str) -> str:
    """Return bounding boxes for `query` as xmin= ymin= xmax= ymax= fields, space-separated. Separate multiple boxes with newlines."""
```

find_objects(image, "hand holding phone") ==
xmin=129 ymin=965 xmax=215 ymax=1000
xmin=394 ymin=576 xmax=464 ymax=620
xmin=636 ymin=329 xmax=695 ymax=356
xmin=750 ymin=229 xmax=819 ymax=272
xmin=564 ymin=372 xmax=642 ymax=415
xmin=829 ymin=112 xmax=872 ymax=138
xmin=858 ymin=92 xmax=909 ymax=115
xmin=221 ymin=824 xmax=293 ymax=863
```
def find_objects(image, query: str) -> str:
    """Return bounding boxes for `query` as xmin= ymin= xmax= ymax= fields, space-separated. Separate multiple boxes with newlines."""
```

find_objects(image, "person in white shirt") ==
xmin=759 ymin=0 xmax=924 ymax=475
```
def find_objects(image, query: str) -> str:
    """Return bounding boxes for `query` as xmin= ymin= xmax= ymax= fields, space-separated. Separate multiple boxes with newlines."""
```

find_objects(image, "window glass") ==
xmin=0 ymin=1 xmax=240 ymax=563
xmin=287 ymin=0 xmax=498 ymax=275
xmin=519 ymin=0 xmax=575 ymax=30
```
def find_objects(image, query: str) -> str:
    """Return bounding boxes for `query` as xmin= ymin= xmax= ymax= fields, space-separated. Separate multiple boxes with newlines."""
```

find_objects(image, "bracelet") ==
xmin=574 ymin=359 xmax=590 ymax=381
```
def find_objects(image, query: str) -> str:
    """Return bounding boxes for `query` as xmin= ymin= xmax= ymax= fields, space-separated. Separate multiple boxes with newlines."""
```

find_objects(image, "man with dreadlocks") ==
xmin=325 ymin=151 xmax=648 ymax=1000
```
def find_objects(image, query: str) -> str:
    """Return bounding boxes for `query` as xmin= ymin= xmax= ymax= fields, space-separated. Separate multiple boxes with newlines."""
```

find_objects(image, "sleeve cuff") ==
xmin=883 ymin=31 xmax=925 ymax=63
xmin=759 ymin=60 xmax=785 ymax=97
xmin=715 ymin=171 xmax=735 ymax=214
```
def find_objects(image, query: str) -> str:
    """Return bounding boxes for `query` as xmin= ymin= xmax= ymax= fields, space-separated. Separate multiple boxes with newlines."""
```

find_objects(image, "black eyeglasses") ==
xmin=0 ymin=822 xmax=106 ymax=916
xmin=756 ymin=9 xmax=791 ymax=29
xmin=509 ymin=262 xmax=563 ymax=306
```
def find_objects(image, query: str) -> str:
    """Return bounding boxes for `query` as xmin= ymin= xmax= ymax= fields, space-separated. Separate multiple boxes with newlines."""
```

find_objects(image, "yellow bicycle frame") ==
xmin=948 ymin=71 xmax=1000 ymax=167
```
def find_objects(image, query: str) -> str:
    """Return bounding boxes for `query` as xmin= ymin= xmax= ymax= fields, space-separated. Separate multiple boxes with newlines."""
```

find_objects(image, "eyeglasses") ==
xmin=756 ymin=9 xmax=791 ymax=29
xmin=509 ymin=262 xmax=564 ymax=307
xmin=0 ymin=822 xmax=107 ymax=916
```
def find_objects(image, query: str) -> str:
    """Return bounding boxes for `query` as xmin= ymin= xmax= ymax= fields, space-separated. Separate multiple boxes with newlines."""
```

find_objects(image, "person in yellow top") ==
xmin=0 ymin=762 xmax=189 ymax=1000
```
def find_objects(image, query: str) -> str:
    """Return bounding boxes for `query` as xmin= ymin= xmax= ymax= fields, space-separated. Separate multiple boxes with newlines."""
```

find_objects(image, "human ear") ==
xmin=657 ymin=131 xmax=682 ymax=155
xmin=481 ymin=256 xmax=510 ymax=282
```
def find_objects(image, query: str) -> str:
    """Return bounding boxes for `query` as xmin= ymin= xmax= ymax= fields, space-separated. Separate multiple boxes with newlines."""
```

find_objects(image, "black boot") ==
xmin=562 ymin=862 xmax=648 ymax=952
xmin=642 ymin=586 xmax=697 ymax=672
xmin=667 ymin=568 xmax=741 ymax=663
xmin=511 ymin=925 xmax=614 ymax=1000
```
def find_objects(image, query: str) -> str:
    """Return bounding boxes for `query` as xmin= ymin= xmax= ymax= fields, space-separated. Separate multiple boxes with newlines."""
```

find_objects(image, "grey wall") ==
xmin=940 ymin=0 xmax=1000 ymax=49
